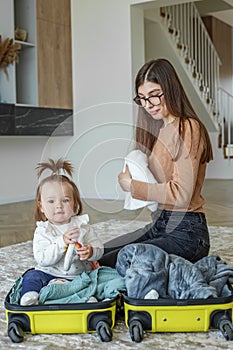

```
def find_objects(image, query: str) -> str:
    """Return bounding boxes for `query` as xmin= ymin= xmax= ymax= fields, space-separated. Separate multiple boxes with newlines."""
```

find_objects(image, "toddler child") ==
xmin=20 ymin=158 xmax=104 ymax=306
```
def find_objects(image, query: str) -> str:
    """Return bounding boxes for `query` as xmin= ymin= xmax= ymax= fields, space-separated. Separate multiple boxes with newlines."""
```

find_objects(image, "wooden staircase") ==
xmin=159 ymin=3 xmax=233 ymax=159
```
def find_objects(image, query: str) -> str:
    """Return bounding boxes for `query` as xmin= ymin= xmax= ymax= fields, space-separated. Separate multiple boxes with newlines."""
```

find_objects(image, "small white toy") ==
xmin=63 ymin=214 xmax=89 ymax=271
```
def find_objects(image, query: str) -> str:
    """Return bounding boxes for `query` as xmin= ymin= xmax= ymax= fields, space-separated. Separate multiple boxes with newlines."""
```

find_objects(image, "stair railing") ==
xmin=160 ymin=2 xmax=221 ymax=124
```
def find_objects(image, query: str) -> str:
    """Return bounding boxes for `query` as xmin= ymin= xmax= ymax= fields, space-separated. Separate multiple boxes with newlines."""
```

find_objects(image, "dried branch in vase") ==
xmin=0 ymin=35 xmax=21 ymax=79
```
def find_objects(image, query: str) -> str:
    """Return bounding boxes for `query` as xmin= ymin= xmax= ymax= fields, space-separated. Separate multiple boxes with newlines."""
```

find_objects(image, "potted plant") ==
xmin=0 ymin=35 xmax=21 ymax=79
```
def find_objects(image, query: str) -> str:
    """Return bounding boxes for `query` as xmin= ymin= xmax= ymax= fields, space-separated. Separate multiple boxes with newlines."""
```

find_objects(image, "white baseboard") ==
xmin=0 ymin=195 xmax=35 ymax=205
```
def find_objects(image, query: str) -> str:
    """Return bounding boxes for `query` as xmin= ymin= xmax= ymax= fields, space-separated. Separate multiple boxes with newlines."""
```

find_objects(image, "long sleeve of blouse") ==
xmin=33 ymin=216 xmax=104 ymax=277
xmin=33 ymin=221 xmax=67 ymax=267
xmin=131 ymin=118 xmax=206 ymax=212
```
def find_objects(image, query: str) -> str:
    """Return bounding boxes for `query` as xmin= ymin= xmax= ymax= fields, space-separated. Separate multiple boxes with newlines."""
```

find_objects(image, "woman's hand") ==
xmin=63 ymin=226 xmax=80 ymax=245
xmin=77 ymin=244 xmax=93 ymax=260
xmin=118 ymin=164 xmax=132 ymax=192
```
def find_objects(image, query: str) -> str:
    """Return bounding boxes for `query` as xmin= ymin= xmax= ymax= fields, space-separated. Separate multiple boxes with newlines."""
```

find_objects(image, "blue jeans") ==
xmin=20 ymin=269 xmax=56 ymax=297
xmin=99 ymin=210 xmax=210 ymax=268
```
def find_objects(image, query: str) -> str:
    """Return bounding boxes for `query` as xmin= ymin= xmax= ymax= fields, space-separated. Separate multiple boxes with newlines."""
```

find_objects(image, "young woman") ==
xmin=100 ymin=58 xmax=213 ymax=267
xmin=20 ymin=159 xmax=103 ymax=306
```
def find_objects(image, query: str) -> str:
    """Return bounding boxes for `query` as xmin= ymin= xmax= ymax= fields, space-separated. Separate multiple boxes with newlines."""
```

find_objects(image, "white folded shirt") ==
xmin=123 ymin=150 xmax=158 ymax=211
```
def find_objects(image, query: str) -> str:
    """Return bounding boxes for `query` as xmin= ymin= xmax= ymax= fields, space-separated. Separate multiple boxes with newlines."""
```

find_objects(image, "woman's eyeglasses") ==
xmin=133 ymin=92 xmax=164 ymax=107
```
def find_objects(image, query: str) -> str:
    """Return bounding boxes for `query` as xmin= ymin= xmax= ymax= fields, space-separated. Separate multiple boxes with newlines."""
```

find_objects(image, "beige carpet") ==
xmin=1 ymin=220 xmax=233 ymax=350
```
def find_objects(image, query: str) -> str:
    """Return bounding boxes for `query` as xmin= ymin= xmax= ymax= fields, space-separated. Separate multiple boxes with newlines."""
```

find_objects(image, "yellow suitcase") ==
xmin=5 ymin=282 xmax=118 ymax=343
xmin=123 ymin=295 xmax=233 ymax=342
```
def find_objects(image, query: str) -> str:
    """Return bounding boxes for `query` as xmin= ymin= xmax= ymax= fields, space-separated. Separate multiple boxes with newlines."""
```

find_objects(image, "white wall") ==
xmin=131 ymin=5 xmax=145 ymax=81
xmin=1 ymin=0 xmax=232 ymax=205
xmin=206 ymin=132 xmax=233 ymax=179
xmin=0 ymin=0 xmax=134 ymax=204
xmin=41 ymin=0 xmax=134 ymax=201
xmin=0 ymin=137 xmax=49 ymax=203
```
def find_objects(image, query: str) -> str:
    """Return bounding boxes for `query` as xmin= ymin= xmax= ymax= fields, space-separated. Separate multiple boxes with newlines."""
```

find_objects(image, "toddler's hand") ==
xmin=63 ymin=226 xmax=80 ymax=245
xmin=77 ymin=244 xmax=93 ymax=260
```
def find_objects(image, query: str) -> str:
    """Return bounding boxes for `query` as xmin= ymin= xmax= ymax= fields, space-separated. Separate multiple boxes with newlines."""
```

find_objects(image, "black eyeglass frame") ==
xmin=133 ymin=92 xmax=164 ymax=107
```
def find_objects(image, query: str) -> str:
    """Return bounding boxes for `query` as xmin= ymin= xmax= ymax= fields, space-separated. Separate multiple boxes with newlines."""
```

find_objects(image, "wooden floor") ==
xmin=0 ymin=179 xmax=233 ymax=248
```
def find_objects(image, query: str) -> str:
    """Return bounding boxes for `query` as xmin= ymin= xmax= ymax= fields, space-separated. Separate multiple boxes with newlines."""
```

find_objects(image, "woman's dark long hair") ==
xmin=134 ymin=58 xmax=213 ymax=163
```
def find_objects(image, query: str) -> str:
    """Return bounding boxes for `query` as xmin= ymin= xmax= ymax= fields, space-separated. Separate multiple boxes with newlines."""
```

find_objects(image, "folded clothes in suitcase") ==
xmin=115 ymin=243 xmax=233 ymax=342
xmin=4 ymin=268 xmax=123 ymax=343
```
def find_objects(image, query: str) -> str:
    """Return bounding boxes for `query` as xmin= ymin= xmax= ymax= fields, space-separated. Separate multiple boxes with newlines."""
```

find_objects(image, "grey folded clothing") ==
xmin=116 ymin=243 xmax=232 ymax=300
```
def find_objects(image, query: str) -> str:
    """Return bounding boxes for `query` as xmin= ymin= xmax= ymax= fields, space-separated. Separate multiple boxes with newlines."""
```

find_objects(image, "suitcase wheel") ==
xmin=96 ymin=320 xmax=112 ymax=342
xmin=210 ymin=309 xmax=233 ymax=341
xmin=8 ymin=322 xmax=24 ymax=343
xmin=219 ymin=319 xmax=233 ymax=341
xmin=129 ymin=319 xmax=144 ymax=343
